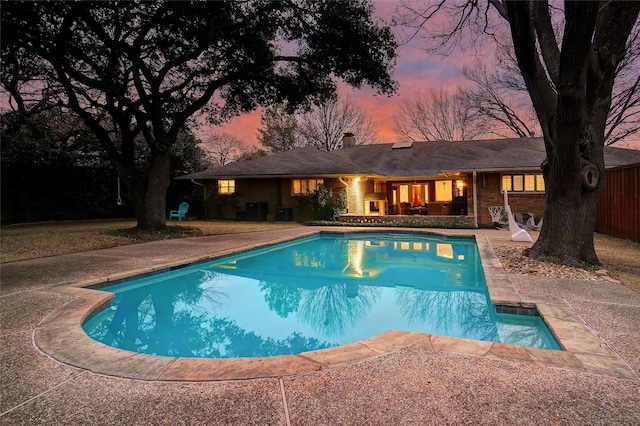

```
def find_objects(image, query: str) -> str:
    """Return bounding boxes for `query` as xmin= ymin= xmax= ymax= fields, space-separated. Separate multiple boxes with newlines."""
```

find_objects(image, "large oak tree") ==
xmin=399 ymin=0 xmax=640 ymax=266
xmin=2 ymin=1 xmax=397 ymax=229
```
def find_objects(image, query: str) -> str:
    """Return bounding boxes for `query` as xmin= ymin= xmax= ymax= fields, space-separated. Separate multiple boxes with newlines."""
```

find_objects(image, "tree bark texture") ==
xmin=131 ymin=151 xmax=171 ymax=231
xmin=505 ymin=0 xmax=640 ymax=266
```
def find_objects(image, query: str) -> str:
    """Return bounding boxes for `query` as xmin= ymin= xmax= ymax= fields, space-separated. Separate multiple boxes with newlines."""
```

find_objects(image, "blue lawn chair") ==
xmin=168 ymin=202 xmax=189 ymax=222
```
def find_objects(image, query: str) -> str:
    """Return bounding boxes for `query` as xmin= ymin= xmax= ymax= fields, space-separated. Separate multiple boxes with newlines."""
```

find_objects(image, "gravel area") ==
xmin=494 ymin=245 xmax=617 ymax=282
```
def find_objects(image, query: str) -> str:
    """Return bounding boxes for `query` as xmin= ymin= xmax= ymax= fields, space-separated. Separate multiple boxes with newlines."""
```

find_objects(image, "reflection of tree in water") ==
xmin=204 ymin=317 xmax=335 ymax=358
xmin=259 ymin=281 xmax=301 ymax=318
xmin=496 ymin=319 xmax=556 ymax=349
xmin=88 ymin=268 xmax=337 ymax=357
xmin=395 ymin=288 xmax=499 ymax=342
xmin=192 ymin=270 xmax=228 ymax=309
xmin=89 ymin=269 xmax=228 ymax=356
xmin=297 ymin=283 xmax=382 ymax=338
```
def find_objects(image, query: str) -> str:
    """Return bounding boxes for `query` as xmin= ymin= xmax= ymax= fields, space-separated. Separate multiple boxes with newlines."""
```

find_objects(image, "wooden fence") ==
xmin=595 ymin=162 xmax=640 ymax=243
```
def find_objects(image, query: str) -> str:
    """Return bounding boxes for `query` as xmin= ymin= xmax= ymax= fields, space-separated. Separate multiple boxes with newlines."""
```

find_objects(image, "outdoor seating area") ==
xmin=168 ymin=202 xmax=189 ymax=221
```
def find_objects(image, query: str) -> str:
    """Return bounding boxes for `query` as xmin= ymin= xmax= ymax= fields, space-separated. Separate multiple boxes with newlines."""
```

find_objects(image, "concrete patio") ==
xmin=1 ymin=227 xmax=639 ymax=425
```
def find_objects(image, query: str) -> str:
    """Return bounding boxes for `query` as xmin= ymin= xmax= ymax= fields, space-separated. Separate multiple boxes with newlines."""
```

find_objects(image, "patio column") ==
xmin=473 ymin=171 xmax=478 ymax=228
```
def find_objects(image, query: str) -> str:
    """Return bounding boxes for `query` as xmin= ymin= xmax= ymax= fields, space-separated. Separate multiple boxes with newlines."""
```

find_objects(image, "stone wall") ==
xmin=338 ymin=214 xmax=475 ymax=227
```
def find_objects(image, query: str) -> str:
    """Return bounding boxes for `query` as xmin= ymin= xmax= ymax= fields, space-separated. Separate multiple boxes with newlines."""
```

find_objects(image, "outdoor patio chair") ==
xmin=500 ymin=191 xmax=532 ymax=241
xmin=526 ymin=214 xmax=543 ymax=231
xmin=506 ymin=205 xmax=533 ymax=242
xmin=168 ymin=202 xmax=189 ymax=222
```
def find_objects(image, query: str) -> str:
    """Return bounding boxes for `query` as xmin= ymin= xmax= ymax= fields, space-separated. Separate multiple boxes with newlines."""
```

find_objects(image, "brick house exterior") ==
xmin=179 ymin=138 xmax=640 ymax=227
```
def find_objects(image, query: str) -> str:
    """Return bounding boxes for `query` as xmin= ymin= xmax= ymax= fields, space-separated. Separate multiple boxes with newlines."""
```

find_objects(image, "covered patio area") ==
xmin=340 ymin=174 xmax=476 ymax=227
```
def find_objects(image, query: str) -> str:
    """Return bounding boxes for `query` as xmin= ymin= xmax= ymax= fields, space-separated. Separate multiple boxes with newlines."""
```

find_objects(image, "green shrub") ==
xmin=296 ymin=186 xmax=346 ymax=221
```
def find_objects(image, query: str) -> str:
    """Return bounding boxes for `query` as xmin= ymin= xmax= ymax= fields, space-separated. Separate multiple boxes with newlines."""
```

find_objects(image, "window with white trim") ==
xmin=292 ymin=178 xmax=324 ymax=195
xmin=502 ymin=174 xmax=545 ymax=192
xmin=217 ymin=179 xmax=235 ymax=194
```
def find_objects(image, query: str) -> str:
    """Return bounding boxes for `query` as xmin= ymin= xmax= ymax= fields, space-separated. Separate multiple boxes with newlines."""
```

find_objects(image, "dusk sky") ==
xmin=4 ymin=2 xmax=636 ymax=150
xmin=210 ymin=0 xmax=498 ymax=148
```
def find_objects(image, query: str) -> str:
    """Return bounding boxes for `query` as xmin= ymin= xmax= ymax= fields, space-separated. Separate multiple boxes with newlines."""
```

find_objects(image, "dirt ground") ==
xmin=1 ymin=219 xmax=638 ymax=293
xmin=594 ymin=233 xmax=640 ymax=293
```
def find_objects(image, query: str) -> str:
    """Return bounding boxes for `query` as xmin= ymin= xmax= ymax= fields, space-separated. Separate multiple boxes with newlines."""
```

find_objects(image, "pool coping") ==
xmin=34 ymin=229 xmax=638 ymax=382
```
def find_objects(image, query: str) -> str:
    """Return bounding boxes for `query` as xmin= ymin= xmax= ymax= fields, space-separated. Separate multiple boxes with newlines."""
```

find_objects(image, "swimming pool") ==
xmin=83 ymin=232 xmax=560 ymax=357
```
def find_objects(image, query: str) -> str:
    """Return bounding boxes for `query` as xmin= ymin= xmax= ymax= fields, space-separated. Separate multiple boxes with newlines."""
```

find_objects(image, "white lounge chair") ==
xmin=503 ymin=191 xmax=533 ymax=242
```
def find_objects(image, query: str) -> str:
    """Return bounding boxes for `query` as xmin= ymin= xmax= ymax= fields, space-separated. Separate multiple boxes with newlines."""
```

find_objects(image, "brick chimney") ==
xmin=342 ymin=132 xmax=356 ymax=148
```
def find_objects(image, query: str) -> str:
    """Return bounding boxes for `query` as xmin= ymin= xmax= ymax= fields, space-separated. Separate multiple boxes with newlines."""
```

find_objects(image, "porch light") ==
xmin=456 ymin=179 xmax=465 ymax=191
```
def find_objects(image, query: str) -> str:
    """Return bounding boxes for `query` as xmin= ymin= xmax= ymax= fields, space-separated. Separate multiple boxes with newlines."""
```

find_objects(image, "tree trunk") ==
xmin=525 ymin=82 xmax=607 ymax=266
xmin=504 ymin=1 xmax=620 ymax=267
xmin=129 ymin=150 xmax=172 ymax=231
xmin=526 ymin=137 xmax=603 ymax=266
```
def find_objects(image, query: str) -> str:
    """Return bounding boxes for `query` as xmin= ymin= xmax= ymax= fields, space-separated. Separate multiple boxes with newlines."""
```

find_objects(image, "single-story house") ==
xmin=178 ymin=136 xmax=640 ymax=226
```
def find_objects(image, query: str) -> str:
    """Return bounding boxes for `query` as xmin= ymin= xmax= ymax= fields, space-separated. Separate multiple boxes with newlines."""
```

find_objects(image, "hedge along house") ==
xmin=178 ymin=136 xmax=640 ymax=226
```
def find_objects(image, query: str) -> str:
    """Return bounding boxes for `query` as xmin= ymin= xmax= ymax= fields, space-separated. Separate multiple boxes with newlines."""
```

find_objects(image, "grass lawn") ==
xmin=0 ymin=219 xmax=301 ymax=263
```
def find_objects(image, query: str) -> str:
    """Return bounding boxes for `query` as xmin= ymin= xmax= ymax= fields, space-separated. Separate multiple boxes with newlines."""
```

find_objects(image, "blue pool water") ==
xmin=83 ymin=233 xmax=561 ymax=358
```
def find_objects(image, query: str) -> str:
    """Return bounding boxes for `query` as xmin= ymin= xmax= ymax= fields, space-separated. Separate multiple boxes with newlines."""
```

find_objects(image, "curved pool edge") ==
xmin=34 ymin=229 xmax=638 ymax=382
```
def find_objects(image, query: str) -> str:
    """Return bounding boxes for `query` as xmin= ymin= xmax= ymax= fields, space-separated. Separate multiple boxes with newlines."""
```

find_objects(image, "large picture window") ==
xmin=292 ymin=178 xmax=324 ymax=195
xmin=502 ymin=174 xmax=545 ymax=192
xmin=435 ymin=180 xmax=452 ymax=202
xmin=398 ymin=185 xmax=409 ymax=203
xmin=217 ymin=179 xmax=235 ymax=194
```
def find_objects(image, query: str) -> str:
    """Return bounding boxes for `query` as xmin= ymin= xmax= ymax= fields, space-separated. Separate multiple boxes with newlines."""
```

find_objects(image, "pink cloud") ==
xmin=215 ymin=113 xmax=263 ymax=148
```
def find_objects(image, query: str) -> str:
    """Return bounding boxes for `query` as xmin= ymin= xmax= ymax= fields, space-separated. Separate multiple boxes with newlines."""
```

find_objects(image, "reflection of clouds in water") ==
xmin=297 ymin=284 xmax=382 ymax=338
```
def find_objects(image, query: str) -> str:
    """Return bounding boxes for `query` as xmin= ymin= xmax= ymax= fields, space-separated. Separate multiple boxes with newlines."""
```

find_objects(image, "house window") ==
xmin=399 ymin=185 xmax=409 ymax=203
xmin=217 ymin=179 xmax=235 ymax=194
xmin=435 ymin=180 xmax=452 ymax=202
xmin=502 ymin=174 xmax=545 ymax=192
xmin=292 ymin=178 xmax=324 ymax=195
xmin=513 ymin=175 xmax=524 ymax=191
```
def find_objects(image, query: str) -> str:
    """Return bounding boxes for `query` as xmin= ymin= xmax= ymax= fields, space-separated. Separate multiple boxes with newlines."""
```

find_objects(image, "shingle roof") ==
xmin=332 ymin=138 xmax=546 ymax=177
xmin=178 ymin=146 xmax=375 ymax=180
xmin=179 ymin=137 xmax=640 ymax=180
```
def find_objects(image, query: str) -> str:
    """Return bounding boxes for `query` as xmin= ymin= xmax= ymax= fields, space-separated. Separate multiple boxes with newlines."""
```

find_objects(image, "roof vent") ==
xmin=392 ymin=141 xmax=413 ymax=149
